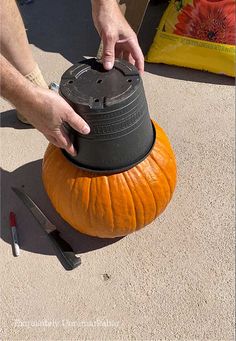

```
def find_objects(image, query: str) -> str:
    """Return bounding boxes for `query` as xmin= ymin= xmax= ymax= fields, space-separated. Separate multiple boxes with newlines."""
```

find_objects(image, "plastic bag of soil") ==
xmin=146 ymin=0 xmax=235 ymax=77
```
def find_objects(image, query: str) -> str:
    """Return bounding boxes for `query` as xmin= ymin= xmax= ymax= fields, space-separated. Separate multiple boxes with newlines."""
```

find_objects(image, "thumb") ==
xmin=102 ymin=33 xmax=116 ymax=70
xmin=66 ymin=110 xmax=90 ymax=135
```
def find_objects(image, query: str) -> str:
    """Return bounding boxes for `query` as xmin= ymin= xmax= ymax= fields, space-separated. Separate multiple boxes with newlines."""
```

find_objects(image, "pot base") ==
xmin=61 ymin=121 xmax=156 ymax=174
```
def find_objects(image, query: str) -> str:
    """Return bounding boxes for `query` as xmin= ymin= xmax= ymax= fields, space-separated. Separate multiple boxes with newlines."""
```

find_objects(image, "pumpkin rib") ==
xmin=98 ymin=176 xmax=113 ymax=229
xmin=154 ymin=122 xmax=172 ymax=142
xmin=88 ymin=177 xmax=96 ymax=229
xmin=124 ymin=171 xmax=140 ymax=231
xmin=135 ymin=164 xmax=158 ymax=222
xmin=116 ymin=173 xmax=136 ymax=234
xmin=53 ymin=159 xmax=64 ymax=212
xmin=155 ymin=139 xmax=175 ymax=160
xmin=153 ymin=139 xmax=176 ymax=167
xmin=106 ymin=176 xmax=115 ymax=232
xmin=85 ymin=177 xmax=92 ymax=212
xmin=128 ymin=167 xmax=147 ymax=226
xmin=142 ymin=157 xmax=169 ymax=214
xmin=146 ymin=155 xmax=171 ymax=205
xmin=153 ymin=123 xmax=176 ymax=160
xmin=149 ymin=153 xmax=173 ymax=198
xmin=77 ymin=177 xmax=93 ymax=234
xmin=126 ymin=168 xmax=145 ymax=227
xmin=122 ymin=172 xmax=137 ymax=231
xmin=152 ymin=149 xmax=176 ymax=196
xmin=71 ymin=175 xmax=79 ymax=228
xmin=92 ymin=177 xmax=98 ymax=228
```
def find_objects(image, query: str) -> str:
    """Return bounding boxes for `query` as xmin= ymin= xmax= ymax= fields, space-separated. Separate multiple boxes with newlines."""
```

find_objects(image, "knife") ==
xmin=12 ymin=187 xmax=81 ymax=270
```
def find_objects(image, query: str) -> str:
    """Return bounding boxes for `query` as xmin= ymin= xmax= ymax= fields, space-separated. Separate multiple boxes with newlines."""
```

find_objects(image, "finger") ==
xmin=46 ymin=129 xmax=77 ymax=156
xmin=59 ymin=127 xmax=77 ymax=156
xmin=115 ymin=45 xmax=123 ymax=59
xmin=129 ymin=39 xmax=144 ymax=73
xmin=122 ymin=51 xmax=130 ymax=62
xmin=65 ymin=110 xmax=90 ymax=135
xmin=123 ymin=51 xmax=135 ymax=65
xmin=102 ymin=32 xmax=116 ymax=70
xmin=44 ymin=134 xmax=62 ymax=148
xmin=128 ymin=54 xmax=135 ymax=65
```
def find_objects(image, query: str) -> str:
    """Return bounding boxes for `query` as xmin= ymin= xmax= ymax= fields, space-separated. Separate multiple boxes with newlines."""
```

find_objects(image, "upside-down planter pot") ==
xmin=42 ymin=59 xmax=177 ymax=238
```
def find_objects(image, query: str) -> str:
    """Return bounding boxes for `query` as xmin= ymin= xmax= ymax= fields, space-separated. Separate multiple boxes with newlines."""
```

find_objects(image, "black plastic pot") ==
xmin=59 ymin=58 xmax=155 ymax=173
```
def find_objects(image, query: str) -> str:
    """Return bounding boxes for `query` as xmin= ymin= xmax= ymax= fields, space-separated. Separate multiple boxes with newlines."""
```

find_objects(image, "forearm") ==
xmin=91 ymin=0 xmax=122 ymax=27
xmin=91 ymin=0 xmax=143 ymax=72
xmin=0 ymin=54 xmax=36 ymax=109
xmin=91 ymin=0 xmax=119 ymax=8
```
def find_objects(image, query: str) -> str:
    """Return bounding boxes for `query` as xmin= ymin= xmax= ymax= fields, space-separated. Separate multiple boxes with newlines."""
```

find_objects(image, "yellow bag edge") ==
xmin=145 ymin=0 xmax=236 ymax=77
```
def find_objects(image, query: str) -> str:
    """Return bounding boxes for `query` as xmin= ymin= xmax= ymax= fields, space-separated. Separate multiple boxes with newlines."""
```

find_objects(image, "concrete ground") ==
xmin=0 ymin=1 xmax=235 ymax=340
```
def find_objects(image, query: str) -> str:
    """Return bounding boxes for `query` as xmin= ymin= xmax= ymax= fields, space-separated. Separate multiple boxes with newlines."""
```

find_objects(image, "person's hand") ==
xmin=91 ymin=0 xmax=144 ymax=73
xmin=16 ymin=87 xmax=90 ymax=156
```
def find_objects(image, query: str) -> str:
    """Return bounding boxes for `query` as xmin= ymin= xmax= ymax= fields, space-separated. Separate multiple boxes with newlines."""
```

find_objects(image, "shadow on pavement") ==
xmin=19 ymin=0 xmax=100 ymax=64
xmin=18 ymin=0 xmax=233 ymax=85
xmin=1 ymin=159 xmax=123 ymax=256
xmin=144 ymin=63 xmax=235 ymax=86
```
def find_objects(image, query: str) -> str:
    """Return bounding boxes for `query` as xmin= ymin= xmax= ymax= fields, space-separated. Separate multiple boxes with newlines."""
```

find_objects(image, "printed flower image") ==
xmin=173 ymin=0 xmax=236 ymax=44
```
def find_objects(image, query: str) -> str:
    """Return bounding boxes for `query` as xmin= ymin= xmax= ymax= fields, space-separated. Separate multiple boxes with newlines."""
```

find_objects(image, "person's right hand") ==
xmin=16 ymin=87 xmax=90 ymax=156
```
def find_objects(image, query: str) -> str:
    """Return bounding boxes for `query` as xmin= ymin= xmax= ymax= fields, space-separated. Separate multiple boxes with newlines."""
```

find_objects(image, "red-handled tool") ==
xmin=9 ymin=212 xmax=20 ymax=257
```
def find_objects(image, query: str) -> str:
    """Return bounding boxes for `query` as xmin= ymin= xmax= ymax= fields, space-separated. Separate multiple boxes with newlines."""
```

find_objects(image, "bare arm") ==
xmin=0 ymin=55 xmax=90 ymax=155
xmin=0 ymin=55 xmax=34 ymax=107
xmin=91 ymin=0 xmax=144 ymax=73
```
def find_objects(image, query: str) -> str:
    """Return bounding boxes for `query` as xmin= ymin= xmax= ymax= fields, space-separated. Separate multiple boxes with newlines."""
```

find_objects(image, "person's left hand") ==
xmin=91 ymin=0 xmax=144 ymax=73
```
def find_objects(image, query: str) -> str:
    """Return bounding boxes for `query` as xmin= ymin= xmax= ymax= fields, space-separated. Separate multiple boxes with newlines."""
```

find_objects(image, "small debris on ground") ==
xmin=102 ymin=273 xmax=111 ymax=281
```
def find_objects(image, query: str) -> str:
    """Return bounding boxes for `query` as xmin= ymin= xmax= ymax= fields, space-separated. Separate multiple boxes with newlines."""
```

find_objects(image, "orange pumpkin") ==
xmin=42 ymin=120 xmax=177 ymax=238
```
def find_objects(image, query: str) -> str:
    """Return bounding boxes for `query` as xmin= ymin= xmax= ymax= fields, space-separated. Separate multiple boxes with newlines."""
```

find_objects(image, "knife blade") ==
xmin=12 ymin=187 xmax=81 ymax=270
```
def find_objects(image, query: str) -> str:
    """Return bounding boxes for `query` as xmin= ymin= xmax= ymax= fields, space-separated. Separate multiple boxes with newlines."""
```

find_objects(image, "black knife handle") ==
xmin=48 ymin=230 xmax=81 ymax=270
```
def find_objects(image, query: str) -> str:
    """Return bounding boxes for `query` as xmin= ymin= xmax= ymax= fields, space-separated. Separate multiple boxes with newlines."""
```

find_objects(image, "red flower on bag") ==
xmin=174 ymin=0 xmax=236 ymax=44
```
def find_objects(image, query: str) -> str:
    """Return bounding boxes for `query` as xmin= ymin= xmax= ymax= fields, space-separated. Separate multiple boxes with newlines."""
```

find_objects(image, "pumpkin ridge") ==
xmin=128 ymin=168 xmax=146 ymax=226
xmin=132 ymin=164 xmax=156 ymax=225
xmin=147 ymin=155 xmax=171 ymax=204
xmin=153 ymin=122 xmax=176 ymax=159
xmin=106 ymin=176 xmax=115 ymax=232
xmin=153 ymin=136 xmax=176 ymax=164
xmin=126 ymin=168 xmax=145 ymax=227
xmin=71 ymin=175 xmax=79 ymax=227
xmin=85 ymin=177 xmax=92 ymax=212
xmin=125 ymin=172 xmax=140 ymax=229
xmin=122 ymin=172 xmax=137 ymax=232
xmin=134 ymin=164 xmax=158 ymax=221
xmin=156 ymin=151 xmax=176 ymax=196
xmin=88 ymin=177 xmax=95 ymax=228
xmin=53 ymin=158 xmax=66 ymax=212
xmin=94 ymin=175 xmax=113 ymax=233
xmin=147 ymin=156 xmax=171 ymax=212
xmin=155 ymin=139 xmax=175 ymax=159
xmin=149 ymin=153 xmax=173 ymax=197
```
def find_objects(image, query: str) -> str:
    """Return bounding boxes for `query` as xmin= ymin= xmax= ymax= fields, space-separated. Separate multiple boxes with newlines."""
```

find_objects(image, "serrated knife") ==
xmin=12 ymin=187 xmax=81 ymax=270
